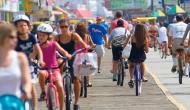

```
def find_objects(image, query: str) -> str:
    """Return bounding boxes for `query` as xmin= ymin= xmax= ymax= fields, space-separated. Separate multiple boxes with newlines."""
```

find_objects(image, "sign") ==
xmin=165 ymin=0 xmax=178 ymax=5
xmin=110 ymin=0 xmax=148 ymax=10
xmin=24 ymin=0 xmax=32 ymax=13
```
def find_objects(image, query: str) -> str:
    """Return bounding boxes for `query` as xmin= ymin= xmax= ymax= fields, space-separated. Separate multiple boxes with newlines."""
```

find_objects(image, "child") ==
xmin=37 ymin=24 xmax=71 ymax=110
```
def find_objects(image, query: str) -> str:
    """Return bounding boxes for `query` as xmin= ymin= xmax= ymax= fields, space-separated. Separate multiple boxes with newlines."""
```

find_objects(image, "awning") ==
xmin=167 ymin=5 xmax=186 ymax=15
xmin=153 ymin=10 xmax=165 ymax=17
xmin=70 ymin=9 xmax=92 ymax=18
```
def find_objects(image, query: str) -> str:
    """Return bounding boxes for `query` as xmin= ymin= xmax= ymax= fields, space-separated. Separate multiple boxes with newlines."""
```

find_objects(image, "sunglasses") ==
xmin=9 ymin=35 xmax=17 ymax=39
xmin=60 ymin=25 xmax=69 ymax=29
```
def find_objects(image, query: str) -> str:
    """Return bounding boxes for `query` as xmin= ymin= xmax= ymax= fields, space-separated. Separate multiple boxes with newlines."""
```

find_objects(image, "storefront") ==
xmin=0 ymin=0 xmax=19 ymax=22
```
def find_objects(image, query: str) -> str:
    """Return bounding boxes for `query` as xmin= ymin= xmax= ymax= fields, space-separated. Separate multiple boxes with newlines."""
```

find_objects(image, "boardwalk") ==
xmin=38 ymin=49 xmax=178 ymax=110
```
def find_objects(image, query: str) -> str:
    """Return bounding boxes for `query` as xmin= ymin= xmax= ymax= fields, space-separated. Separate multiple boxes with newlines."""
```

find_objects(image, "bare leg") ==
xmin=39 ymin=71 xmax=46 ymax=92
xmin=129 ymin=62 xmax=134 ymax=80
xmin=112 ymin=60 xmax=119 ymax=74
xmin=73 ymin=79 xmax=81 ymax=104
xmin=31 ymin=85 xmax=37 ymax=110
xmin=55 ymin=80 xmax=65 ymax=110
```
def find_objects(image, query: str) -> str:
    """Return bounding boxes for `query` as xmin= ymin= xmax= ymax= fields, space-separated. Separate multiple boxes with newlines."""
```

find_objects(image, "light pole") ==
xmin=162 ymin=0 xmax=166 ymax=13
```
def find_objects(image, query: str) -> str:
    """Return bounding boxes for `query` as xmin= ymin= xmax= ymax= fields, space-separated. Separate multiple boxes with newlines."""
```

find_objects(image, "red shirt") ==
xmin=111 ymin=18 xmax=128 ymax=31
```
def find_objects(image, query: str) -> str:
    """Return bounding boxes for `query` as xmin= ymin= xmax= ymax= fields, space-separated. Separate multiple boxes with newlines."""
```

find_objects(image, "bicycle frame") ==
xmin=176 ymin=49 xmax=184 ymax=84
xmin=46 ymin=68 xmax=59 ymax=109
xmin=117 ymin=58 xmax=125 ymax=86
xmin=134 ymin=63 xmax=142 ymax=96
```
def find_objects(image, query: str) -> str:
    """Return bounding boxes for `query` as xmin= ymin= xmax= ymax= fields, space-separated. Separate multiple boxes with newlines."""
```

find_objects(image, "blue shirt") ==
xmin=101 ymin=21 xmax=109 ymax=32
xmin=88 ymin=23 xmax=107 ymax=45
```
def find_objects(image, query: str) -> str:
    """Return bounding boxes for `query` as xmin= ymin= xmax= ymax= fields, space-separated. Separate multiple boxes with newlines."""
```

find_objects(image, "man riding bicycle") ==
xmin=168 ymin=14 xmax=187 ymax=72
xmin=108 ymin=20 xmax=130 ymax=81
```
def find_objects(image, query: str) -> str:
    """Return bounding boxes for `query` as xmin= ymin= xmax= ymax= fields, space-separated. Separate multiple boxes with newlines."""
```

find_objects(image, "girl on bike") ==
xmin=37 ymin=24 xmax=72 ymax=110
xmin=126 ymin=23 xmax=149 ymax=88
xmin=75 ymin=23 xmax=95 ymax=87
xmin=0 ymin=24 xmax=31 ymax=99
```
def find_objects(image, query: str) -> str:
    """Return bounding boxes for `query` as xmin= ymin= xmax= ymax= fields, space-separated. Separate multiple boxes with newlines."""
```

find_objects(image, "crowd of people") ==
xmin=0 ymin=10 xmax=190 ymax=110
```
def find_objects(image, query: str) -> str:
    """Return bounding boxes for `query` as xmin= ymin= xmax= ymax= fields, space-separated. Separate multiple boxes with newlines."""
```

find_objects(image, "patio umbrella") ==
xmin=167 ymin=5 xmax=185 ymax=15
xmin=153 ymin=10 xmax=165 ymax=17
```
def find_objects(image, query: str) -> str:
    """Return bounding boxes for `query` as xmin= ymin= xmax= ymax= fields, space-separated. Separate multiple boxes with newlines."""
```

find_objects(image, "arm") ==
xmin=72 ymin=32 xmax=89 ymax=49
xmin=33 ymin=44 xmax=44 ymax=66
xmin=182 ymin=24 xmax=190 ymax=43
xmin=144 ymin=37 xmax=149 ymax=53
xmin=87 ymin=35 xmax=95 ymax=47
xmin=55 ymin=42 xmax=72 ymax=59
xmin=18 ymin=52 xmax=32 ymax=99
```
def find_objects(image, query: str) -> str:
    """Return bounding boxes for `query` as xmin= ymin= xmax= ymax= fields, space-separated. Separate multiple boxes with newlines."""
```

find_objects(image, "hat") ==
xmin=96 ymin=16 xmax=102 ymax=20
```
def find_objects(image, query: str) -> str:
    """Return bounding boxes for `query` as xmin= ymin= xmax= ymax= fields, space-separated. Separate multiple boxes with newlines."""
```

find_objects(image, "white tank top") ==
xmin=0 ymin=50 xmax=22 ymax=97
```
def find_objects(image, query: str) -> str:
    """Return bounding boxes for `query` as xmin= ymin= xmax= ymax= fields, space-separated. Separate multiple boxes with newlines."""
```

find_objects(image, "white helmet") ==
xmin=37 ymin=24 xmax=53 ymax=34
xmin=13 ymin=15 xmax=30 ymax=24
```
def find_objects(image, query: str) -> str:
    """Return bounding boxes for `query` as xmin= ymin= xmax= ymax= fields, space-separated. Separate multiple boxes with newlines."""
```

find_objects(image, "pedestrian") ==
xmin=110 ymin=11 xmax=128 ymax=31
xmin=88 ymin=16 xmax=108 ymax=73
xmin=0 ymin=24 xmax=31 ymax=99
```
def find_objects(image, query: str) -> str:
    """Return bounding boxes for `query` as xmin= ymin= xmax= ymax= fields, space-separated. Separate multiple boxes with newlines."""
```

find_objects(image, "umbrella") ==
xmin=153 ymin=10 xmax=165 ymax=17
xmin=167 ymin=5 xmax=185 ymax=15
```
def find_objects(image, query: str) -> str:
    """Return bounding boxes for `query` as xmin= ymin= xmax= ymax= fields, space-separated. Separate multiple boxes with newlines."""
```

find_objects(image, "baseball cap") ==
xmin=96 ymin=16 xmax=102 ymax=20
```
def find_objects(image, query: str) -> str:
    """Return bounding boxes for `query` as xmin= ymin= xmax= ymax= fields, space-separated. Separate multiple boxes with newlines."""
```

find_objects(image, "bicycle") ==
xmin=33 ymin=61 xmax=59 ymax=110
xmin=133 ymin=61 xmax=142 ymax=96
xmin=57 ymin=48 xmax=86 ymax=110
xmin=176 ymin=49 xmax=184 ymax=84
xmin=117 ymin=57 xmax=125 ymax=86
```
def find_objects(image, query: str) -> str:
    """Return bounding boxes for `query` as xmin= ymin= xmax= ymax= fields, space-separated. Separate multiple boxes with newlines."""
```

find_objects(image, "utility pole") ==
xmin=151 ymin=0 xmax=154 ymax=11
xmin=162 ymin=0 xmax=166 ymax=13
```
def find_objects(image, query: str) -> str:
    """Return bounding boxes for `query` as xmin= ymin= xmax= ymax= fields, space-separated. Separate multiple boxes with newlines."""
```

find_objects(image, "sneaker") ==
xmin=112 ymin=74 xmax=117 ymax=81
xmin=124 ymin=61 xmax=128 ymax=69
xmin=74 ymin=104 xmax=80 ymax=110
xmin=38 ymin=91 xmax=46 ymax=101
xmin=128 ymin=80 xmax=134 ymax=88
xmin=98 ymin=68 xmax=101 ymax=73
xmin=171 ymin=65 xmax=177 ymax=73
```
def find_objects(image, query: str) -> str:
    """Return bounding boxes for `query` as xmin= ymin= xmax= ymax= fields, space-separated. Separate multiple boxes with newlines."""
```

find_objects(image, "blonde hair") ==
xmin=0 ymin=24 xmax=16 ymax=46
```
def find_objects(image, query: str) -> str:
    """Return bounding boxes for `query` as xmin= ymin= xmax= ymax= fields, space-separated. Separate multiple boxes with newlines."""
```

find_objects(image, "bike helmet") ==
xmin=13 ymin=15 xmax=30 ymax=25
xmin=37 ymin=24 xmax=53 ymax=34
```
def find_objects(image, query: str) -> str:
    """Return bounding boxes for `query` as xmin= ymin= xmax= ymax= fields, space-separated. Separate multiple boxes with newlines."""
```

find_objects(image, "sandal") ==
xmin=128 ymin=80 xmax=134 ymax=88
xmin=142 ymin=78 xmax=148 ymax=82
xmin=87 ymin=83 xmax=92 ymax=87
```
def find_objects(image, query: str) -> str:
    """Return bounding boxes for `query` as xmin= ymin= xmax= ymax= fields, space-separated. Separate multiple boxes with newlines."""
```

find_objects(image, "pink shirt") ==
xmin=41 ymin=41 xmax=58 ymax=68
xmin=111 ymin=18 xmax=128 ymax=31
xmin=75 ymin=35 xmax=88 ymax=53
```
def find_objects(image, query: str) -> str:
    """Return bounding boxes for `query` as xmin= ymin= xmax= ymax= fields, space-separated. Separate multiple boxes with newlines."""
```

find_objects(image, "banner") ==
xmin=165 ymin=0 xmax=178 ymax=5
xmin=110 ymin=0 xmax=148 ymax=10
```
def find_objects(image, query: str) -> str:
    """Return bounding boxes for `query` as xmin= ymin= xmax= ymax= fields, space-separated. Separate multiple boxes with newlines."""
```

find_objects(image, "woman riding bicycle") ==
xmin=0 ymin=24 xmax=32 ymax=107
xmin=126 ymin=23 xmax=149 ymax=87
xmin=56 ymin=19 xmax=89 ymax=110
xmin=37 ymin=24 xmax=72 ymax=110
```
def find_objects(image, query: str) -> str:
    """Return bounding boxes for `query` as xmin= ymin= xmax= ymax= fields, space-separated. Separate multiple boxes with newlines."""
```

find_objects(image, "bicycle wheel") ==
xmin=134 ymin=66 xmax=139 ymax=96
xmin=117 ymin=63 xmax=121 ymax=86
xmin=84 ymin=76 xmax=88 ymax=98
xmin=80 ymin=80 xmax=83 ymax=97
xmin=178 ymin=57 xmax=183 ymax=84
xmin=47 ymin=87 xmax=57 ymax=110
xmin=65 ymin=76 xmax=72 ymax=110
xmin=120 ymin=60 xmax=125 ymax=86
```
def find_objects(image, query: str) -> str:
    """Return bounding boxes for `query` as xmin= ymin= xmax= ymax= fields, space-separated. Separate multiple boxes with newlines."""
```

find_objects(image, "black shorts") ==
xmin=112 ymin=45 xmax=123 ymax=61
